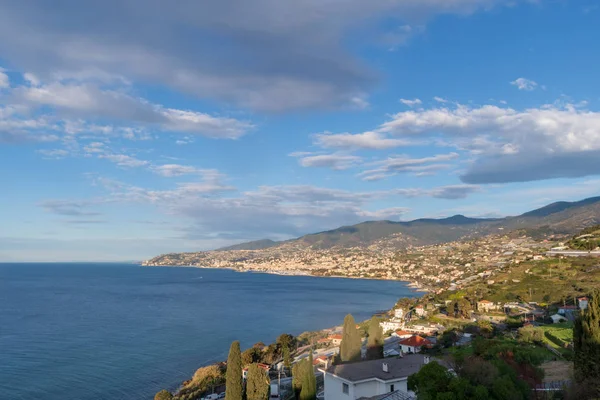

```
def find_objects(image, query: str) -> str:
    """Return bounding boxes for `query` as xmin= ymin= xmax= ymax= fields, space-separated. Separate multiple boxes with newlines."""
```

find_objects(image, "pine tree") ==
xmin=246 ymin=364 xmax=270 ymax=400
xmin=574 ymin=289 xmax=600 ymax=397
xmin=226 ymin=341 xmax=243 ymax=400
xmin=366 ymin=316 xmax=384 ymax=360
xmin=340 ymin=314 xmax=362 ymax=362
xmin=300 ymin=353 xmax=316 ymax=400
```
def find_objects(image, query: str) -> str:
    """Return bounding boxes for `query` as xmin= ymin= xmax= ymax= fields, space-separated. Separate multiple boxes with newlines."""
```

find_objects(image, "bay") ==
xmin=0 ymin=263 xmax=418 ymax=400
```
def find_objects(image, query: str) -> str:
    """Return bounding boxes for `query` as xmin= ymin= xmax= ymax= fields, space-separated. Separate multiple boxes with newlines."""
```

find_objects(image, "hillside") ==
xmin=216 ymin=196 xmax=600 ymax=251
xmin=144 ymin=196 xmax=600 ymax=267
xmin=215 ymin=239 xmax=279 ymax=251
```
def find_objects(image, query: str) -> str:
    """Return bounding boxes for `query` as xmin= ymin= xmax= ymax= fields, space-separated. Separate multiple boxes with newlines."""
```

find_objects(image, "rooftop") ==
xmin=398 ymin=335 xmax=432 ymax=347
xmin=322 ymin=354 xmax=427 ymax=382
xmin=358 ymin=390 xmax=415 ymax=400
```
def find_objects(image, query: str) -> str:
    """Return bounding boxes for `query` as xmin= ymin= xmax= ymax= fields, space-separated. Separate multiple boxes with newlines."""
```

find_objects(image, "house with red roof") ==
xmin=391 ymin=330 xmax=413 ymax=339
xmin=398 ymin=335 xmax=432 ymax=354
xmin=578 ymin=297 xmax=589 ymax=310
xmin=328 ymin=334 xmax=343 ymax=346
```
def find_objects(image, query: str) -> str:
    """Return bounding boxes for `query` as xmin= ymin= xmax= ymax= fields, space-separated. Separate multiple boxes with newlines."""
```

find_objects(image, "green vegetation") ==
xmin=409 ymin=336 xmax=548 ymax=400
xmin=574 ymin=289 xmax=600 ymax=398
xmin=277 ymin=333 xmax=295 ymax=370
xmin=567 ymin=225 xmax=600 ymax=250
xmin=300 ymin=352 xmax=317 ymax=400
xmin=155 ymin=389 xmax=174 ymax=400
xmin=246 ymin=364 xmax=269 ymax=400
xmin=340 ymin=314 xmax=361 ymax=362
xmin=225 ymin=341 xmax=243 ymax=400
xmin=175 ymin=364 xmax=225 ymax=400
xmin=366 ymin=316 xmax=384 ymax=360
xmin=242 ymin=347 xmax=262 ymax=365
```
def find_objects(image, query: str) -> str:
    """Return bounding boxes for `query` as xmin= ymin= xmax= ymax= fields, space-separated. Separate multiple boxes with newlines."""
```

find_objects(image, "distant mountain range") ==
xmin=215 ymin=196 xmax=600 ymax=251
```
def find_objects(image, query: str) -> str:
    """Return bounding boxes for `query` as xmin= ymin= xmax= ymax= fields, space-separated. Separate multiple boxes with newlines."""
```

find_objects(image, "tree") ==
xmin=154 ymin=390 xmax=173 ymax=400
xmin=453 ymin=298 xmax=472 ymax=319
xmin=242 ymin=347 xmax=262 ymax=366
xmin=277 ymin=333 xmax=295 ymax=369
xmin=340 ymin=314 xmax=362 ymax=362
xmin=292 ymin=361 xmax=304 ymax=399
xmin=246 ymin=364 xmax=270 ymax=400
xmin=408 ymin=361 xmax=455 ymax=399
xmin=226 ymin=341 xmax=243 ymax=400
xmin=366 ymin=316 xmax=384 ymax=360
xmin=574 ymin=289 xmax=600 ymax=397
xmin=300 ymin=353 xmax=317 ymax=400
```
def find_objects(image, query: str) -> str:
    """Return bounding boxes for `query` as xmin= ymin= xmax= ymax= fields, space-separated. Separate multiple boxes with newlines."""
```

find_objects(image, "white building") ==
xmin=393 ymin=308 xmax=404 ymax=319
xmin=398 ymin=336 xmax=432 ymax=354
xmin=380 ymin=320 xmax=404 ymax=333
xmin=319 ymin=355 xmax=429 ymax=400
xmin=578 ymin=297 xmax=589 ymax=310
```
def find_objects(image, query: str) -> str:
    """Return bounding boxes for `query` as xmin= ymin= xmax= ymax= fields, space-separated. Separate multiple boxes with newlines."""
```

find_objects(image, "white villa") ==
xmin=319 ymin=354 xmax=431 ymax=400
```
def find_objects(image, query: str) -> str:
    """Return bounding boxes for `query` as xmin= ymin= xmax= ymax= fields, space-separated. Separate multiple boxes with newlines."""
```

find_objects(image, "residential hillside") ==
xmin=143 ymin=196 xmax=600 ymax=280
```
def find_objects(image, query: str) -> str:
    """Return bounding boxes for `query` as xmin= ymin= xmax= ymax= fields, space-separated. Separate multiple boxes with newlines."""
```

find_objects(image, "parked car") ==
xmin=217 ymin=393 xmax=226 ymax=399
xmin=202 ymin=394 xmax=219 ymax=400
xmin=316 ymin=391 xmax=324 ymax=400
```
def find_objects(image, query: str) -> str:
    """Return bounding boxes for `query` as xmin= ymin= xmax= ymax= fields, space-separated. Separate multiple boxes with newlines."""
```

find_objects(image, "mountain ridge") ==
xmin=211 ymin=195 xmax=600 ymax=251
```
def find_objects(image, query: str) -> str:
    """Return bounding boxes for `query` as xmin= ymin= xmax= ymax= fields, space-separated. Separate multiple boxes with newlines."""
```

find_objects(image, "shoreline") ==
xmin=141 ymin=263 xmax=430 ymax=292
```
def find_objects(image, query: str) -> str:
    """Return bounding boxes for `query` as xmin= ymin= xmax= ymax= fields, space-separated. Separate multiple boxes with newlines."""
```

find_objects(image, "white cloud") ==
xmin=152 ymin=164 xmax=208 ymax=177
xmin=0 ymin=70 xmax=9 ymax=88
xmin=37 ymin=149 xmax=69 ymax=158
xmin=373 ymin=101 xmax=600 ymax=183
xmin=98 ymin=154 xmax=149 ymax=168
xmin=433 ymin=96 xmax=448 ymax=103
xmin=0 ymin=0 xmax=529 ymax=112
xmin=291 ymin=153 xmax=362 ymax=170
xmin=13 ymin=80 xmax=253 ymax=139
xmin=510 ymin=77 xmax=538 ymax=91
xmin=314 ymin=131 xmax=416 ymax=150
xmin=400 ymin=98 xmax=423 ymax=107
xmin=359 ymin=153 xmax=460 ymax=181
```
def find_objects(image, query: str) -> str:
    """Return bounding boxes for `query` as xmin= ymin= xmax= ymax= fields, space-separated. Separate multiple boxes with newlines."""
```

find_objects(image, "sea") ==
xmin=0 ymin=263 xmax=418 ymax=400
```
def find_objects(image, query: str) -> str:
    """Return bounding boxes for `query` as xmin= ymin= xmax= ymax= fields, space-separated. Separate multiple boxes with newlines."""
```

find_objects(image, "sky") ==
xmin=1 ymin=0 xmax=600 ymax=261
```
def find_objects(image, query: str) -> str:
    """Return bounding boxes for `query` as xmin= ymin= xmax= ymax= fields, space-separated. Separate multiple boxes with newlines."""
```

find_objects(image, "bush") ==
xmin=155 ymin=390 xmax=173 ymax=400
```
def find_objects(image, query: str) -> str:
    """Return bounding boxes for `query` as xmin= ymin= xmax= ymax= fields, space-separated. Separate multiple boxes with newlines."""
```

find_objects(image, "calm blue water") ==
xmin=0 ymin=263 xmax=417 ymax=400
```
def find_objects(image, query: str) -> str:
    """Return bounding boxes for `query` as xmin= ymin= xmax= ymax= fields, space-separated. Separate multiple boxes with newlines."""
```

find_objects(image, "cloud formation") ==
xmin=0 ymin=0 xmax=526 ymax=112
xmin=375 ymin=101 xmax=600 ymax=183
xmin=291 ymin=153 xmax=363 ymax=170
xmin=359 ymin=153 xmax=459 ymax=181
xmin=510 ymin=77 xmax=538 ymax=91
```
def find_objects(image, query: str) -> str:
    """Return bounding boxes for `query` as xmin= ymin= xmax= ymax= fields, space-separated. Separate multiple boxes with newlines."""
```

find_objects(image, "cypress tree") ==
xmin=366 ymin=316 xmax=384 ymax=360
xmin=340 ymin=314 xmax=362 ymax=362
xmin=300 ymin=353 xmax=316 ymax=400
xmin=226 ymin=341 xmax=243 ymax=400
xmin=292 ymin=360 xmax=304 ymax=399
xmin=246 ymin=364 xmax=270 ymax=400
xmin=574 ymin=289 xmax=600 ymax=396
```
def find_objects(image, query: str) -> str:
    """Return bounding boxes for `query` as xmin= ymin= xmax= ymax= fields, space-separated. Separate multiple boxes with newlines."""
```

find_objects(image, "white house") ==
xmin=550 ymin=314 xmax=568 ymax=324
xmin=414 ymin=306 xmax=426 ymax=317
xmin=394 ymin=308 xmax=405 ymax=319
xmin=380 ymin=320 xmax=404 ymax=333
xmin=578 ymin=297 xmax=589 ymax=310
xmin=391 ymin=330 xmax=413 ymax=339
xmin=398 ymin=336 xmax=432 ymax=354
xmin=319 ymin=354 xmax=430 ymax=400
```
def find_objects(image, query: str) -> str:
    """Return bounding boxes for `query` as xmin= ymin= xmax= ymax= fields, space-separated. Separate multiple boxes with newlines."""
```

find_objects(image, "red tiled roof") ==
xmin=559 ymin=305 xmax=578 ymax=309
xmin=329 ymin=334 xmax=343 ymax=340
xmin=578 ymin=297 xmax=589 ymax=301
xmin=399 ymin=335 xmax=431 ymax=347
xmin=478 ymin=300 xmax=493 ymax=304
xmin=395 ymin=330 xmax=412 ymax=336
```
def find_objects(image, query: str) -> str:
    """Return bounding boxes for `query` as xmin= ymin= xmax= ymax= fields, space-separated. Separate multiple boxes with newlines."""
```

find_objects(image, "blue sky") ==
xmin=1 ymin=0 xmax=600 ymax=261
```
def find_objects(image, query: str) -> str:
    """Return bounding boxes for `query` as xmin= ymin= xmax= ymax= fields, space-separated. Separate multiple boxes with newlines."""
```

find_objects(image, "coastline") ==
xmin=141 ymin=263 xmax=430 ymax=293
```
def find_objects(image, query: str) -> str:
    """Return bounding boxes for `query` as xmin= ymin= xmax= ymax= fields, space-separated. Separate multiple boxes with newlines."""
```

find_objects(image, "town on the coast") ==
xmin=150 ymin=201 xmax=600 ymax=400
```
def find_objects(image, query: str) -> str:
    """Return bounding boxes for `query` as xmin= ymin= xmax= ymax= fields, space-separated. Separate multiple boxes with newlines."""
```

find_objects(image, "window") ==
xmin=342 ymin=383 xmax=349 ymax=395
xmin=390 ymin=385 xmax=394 ymax=393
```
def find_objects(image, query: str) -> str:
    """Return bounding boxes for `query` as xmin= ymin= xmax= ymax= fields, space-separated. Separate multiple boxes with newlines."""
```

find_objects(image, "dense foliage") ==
xmin=409 ymin=336 xmax=547 ymax=400
xmin=366 ymin=316 xmax=384 ymax=360
xmin=246 ymin=364 xmax=270 ymax=400
xmin=340 ymin=314 xmax=361 ymax=362
xmin=300 ymin=352 xmax=317 ymax=400
xmin=574 ymin=289 xmax=600 ymax=398
xmin=225 ymin=341 xmax=243 ymax=400
xmin=155 ymin=389 xmax=174 ymax=400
